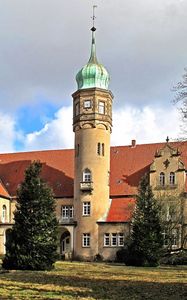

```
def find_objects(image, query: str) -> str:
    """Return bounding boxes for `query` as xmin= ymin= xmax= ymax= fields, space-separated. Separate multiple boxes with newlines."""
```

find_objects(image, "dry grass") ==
xmin=0 ymin=261 xmax=186 ymax=299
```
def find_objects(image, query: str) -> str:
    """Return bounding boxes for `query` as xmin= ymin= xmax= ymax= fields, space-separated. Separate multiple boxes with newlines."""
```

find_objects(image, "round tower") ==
xmin=72 ymin=25 xmax=113 ymax=260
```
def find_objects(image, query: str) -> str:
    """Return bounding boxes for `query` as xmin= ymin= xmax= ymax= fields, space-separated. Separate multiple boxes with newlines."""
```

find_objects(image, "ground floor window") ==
xmin=104 ymin=233 xmax=124 ymax=247
xmin=162 ymin=228 xmax=179 ymax=248
xmin=82 ymin=233 xmax=90 ymax=247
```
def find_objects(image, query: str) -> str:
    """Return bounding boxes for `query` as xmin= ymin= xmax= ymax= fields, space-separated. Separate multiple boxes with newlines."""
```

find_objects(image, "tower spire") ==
xmin=89 ymin=5 xmax=98 ymax=63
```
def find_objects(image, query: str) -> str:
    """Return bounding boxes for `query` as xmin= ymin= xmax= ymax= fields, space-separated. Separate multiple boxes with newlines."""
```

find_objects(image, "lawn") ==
xmin=0 ymin=261 xmax=186 ymax=300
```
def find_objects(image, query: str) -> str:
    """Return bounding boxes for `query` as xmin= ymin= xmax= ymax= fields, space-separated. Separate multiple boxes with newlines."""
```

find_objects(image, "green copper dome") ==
xmin=76 ymin=27 xmax=110 ymax=90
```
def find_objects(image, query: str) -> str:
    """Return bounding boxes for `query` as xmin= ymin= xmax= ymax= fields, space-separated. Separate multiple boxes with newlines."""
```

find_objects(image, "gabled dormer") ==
xmin=150 ymin=141 xmax=186 ymax=194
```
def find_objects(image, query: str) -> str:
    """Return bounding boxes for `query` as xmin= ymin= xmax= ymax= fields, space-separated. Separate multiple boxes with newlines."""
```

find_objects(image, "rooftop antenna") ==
xmin=91 ymin=5 xmax=97 ymax=31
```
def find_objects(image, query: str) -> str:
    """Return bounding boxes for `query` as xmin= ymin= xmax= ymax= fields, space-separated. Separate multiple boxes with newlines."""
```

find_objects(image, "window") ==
xmin=62 ymin=206 xmax=74 ymax=219
xmin=97 ymin=143 xmax=101 ymax=155
xmin=2 ymin=205 xmax=7 ymax=223
xmin=84 ymin=100 xmax=91 ymax=108
xmin=102 ymin=143 xmax=104 ymax=156
xmin=159 ymin=172 xmax=165 ymax=186
xmin=97 ymin=143 xmax=104 ymax=156
xmin=104 ymin=233 xmax=110 ymax=246
xmin=69 ymin=206 xmax=74 ymax=218
xmin=104 ymin=233 xmax=124 ymax=247
xmin=118 ymin=233 xmax=124 ymax=246
xmin=83 ymin=202 xmax=91 ymax=216
xmin=172 ymin=229 xmax=178 ymax=247
xmin=83 ymin=169 xmax=91 ymax=182
xmin=111 ymin=233 xmax=117 ymax=246
xmin=75 ymin=103 xmax=79 ymax=116
xmin=98 ymin=101 xmax=105 ymax=114
xmin=162 ymin=229 xmax=178 ymax=248
xmin=82 ymin=233 xmax=90 ymax=247
xmin=162 ymin=230 xmax=169 ymax=247
xmin=169 ymin=172 xmax=175 ymax=185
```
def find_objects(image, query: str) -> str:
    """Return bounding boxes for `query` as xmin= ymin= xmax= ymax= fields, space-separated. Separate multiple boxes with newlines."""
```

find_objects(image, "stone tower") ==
xmin=72 ymin=25 xmax=113 ymax=260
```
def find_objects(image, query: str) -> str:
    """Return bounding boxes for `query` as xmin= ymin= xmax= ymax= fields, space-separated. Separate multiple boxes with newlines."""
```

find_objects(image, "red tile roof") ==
xmin=0 ymin=141 xmax=187 ymax=198
xmin=0 ymin=149 xmax=74 ymax=197
xmin=0 ymin=181 xmax=10 ymax=198
xmin=110 ymin=141 xmax=187 ymax=196
xmin=106 ymin=198 xmax=135 ymax=222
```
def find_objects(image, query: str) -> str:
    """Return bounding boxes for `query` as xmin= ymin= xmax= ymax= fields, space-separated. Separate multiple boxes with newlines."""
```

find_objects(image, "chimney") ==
xmin=131 ymin=139 xmax=136 ymax=148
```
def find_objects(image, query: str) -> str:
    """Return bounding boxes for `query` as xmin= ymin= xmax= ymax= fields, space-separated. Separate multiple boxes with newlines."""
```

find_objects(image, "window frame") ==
xmin=61 ymin=205 xmax=74 ymax=220
xmin=159 ymin=172 xmax=165 ymax=186
xmin=82 ymin=202 xmax=91 ymax=216
xmin=169 ymin=172 xmax=175 ymax=185
xmin=84 ymin=100 xmax=91 ymax=109
xmin=118 ymin=233 xmax=124 ymax=247
xmin=82 ymin=233 xmax=90 ymax=247
xmin=83 ymin=169 xmax=92 ymax=182
xmin=98 ymin=101 xmax=105 ymax=114
xmin=111 ymin=233 xmax=117 ymax=247
xmin=104 ymin=233 xmax=110 ymax=247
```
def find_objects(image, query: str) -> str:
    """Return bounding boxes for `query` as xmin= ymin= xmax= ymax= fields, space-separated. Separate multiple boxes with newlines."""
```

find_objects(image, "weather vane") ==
xmin=92 ymin=5 xmax=97 ymax=28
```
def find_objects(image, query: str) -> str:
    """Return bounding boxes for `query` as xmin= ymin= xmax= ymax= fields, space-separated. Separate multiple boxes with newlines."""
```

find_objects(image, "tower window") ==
xmin=169 ymin=172 xmax=175 ymax=185
xmin=82 ymin=233 xmax=90 ymax=247
xmin=83 ymin=202 xmax=91 ymax=216
xmin=83 ymin=169 xmax=91 ymax=182
xmin=159 ymin=172 xmax=165 ymax=186
xmin=98 ymin=101 xmax=105 ymax=114
xmin=75 ymin=103 xmax=80 ymax=116
xmin=97 ymin=143 xmax=104 ymax=156
xmin=102 ymin=143 xmax=104 ymax=156
xmin=97 ymin=143 xmax=101 ymax=155
xmin=84 ymin=100 xmax=91 ymax=108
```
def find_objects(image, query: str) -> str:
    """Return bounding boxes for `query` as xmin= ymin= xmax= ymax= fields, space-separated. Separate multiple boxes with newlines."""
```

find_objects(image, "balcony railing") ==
xmin=58 ymin=217 xmax=76 ymax=225
xmin=80 ymin=181 xmax=93 ymax=191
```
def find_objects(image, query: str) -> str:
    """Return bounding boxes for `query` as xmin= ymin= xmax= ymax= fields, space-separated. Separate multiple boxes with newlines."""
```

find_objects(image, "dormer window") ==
xmin=159 ymin=172 xmax=165 ymax=186
xmin=99 ymin=101 xmax=105 ymax=114
xmin=169 ymin=172 xmax=175 ymax=185
xmin=84 ymin=100 xmax=91 ymax=108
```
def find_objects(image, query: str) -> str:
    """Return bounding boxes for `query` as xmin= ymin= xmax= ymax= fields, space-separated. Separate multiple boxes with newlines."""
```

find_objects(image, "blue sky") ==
xmin=0 ymin=0 xmax=186 ymax=153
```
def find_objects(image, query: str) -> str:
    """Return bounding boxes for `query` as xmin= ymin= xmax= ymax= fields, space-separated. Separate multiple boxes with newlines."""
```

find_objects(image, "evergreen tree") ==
xmin=3 ymin=161 xmax=58 ymax=270
xmin=124 ymin=174 xmax=163 ymax=266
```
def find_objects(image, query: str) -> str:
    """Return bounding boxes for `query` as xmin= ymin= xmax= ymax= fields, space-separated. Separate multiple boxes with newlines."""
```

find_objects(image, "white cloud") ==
xmin=23 ymin=106 xmax=74 ymax=151
xmin=111 ymin=105 xmax=180 ymax=146
xmin=0 ymin=112 xmax=17 ymax=153
xmin=20 ymin=104 xmax=181 ymax=151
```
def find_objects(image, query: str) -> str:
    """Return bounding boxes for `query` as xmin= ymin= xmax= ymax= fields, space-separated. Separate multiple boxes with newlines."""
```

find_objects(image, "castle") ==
xmin=0 ymin=24 xmax=186 ymax=261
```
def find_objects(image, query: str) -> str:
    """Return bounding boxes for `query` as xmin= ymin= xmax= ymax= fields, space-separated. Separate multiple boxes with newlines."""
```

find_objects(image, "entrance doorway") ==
xmin=60 ymin=231 xmax=71 ymax=259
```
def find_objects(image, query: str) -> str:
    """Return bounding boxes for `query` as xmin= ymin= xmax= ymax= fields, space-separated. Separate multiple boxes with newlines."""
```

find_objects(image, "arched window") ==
xmin=83 ymin=169 xmax=91 ymax=182
xmin=169 ymin=172 xmax=175 ymax=185
xmin=2 ymin=205 xmax=7 ymax=223
xmin=159 ymin=172 xmax=165 ymax=186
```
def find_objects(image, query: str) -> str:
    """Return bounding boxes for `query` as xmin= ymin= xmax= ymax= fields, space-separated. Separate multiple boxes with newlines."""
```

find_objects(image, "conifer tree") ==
xmin=3 ymin=161 xmax=58 ymax=270
xmin=125 ymin=174 xmax=163 ymax=266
